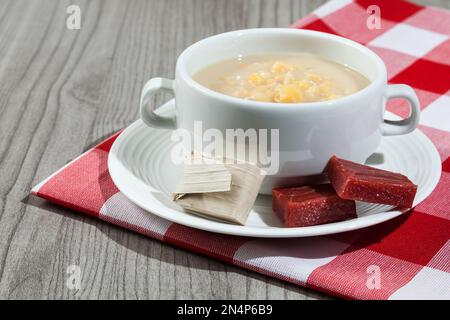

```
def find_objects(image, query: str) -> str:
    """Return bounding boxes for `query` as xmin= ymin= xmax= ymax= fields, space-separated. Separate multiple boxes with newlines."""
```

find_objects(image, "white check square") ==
xmin=420 ymin=95 xmax=450 ymax=132
xmin=369 ymin=24 xmax=448 ymax=57
xmin=389 ymin=266 xmax=450 ymax=300
xmin=314 ymin=0 xmax=352 ymax=18
xmin=233 ymin=237 xmax=350 ymax=283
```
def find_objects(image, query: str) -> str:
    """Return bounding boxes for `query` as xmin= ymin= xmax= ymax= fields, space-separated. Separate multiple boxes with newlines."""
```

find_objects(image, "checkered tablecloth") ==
xmin=32 ymin=0 xmax=450 ymax=299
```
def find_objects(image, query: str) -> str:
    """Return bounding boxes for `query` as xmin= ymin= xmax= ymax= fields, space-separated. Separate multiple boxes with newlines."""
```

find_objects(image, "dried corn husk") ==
xmin=172 ymin=153 xmax=265 ymax=225
xmin=172 ymin=162 xmax=231 ymax=197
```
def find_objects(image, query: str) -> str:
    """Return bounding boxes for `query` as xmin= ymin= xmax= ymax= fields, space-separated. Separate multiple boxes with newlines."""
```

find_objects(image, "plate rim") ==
xmin=108 ymin=100 xmax=442 ymax=238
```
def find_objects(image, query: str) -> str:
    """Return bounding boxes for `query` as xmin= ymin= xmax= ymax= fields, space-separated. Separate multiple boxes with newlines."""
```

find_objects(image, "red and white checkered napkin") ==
xmin=32 ymin=0 xmax=450 ymax=299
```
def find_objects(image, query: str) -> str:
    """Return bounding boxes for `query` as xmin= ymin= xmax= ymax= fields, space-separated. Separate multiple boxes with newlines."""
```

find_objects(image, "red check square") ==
xmin=443 ymin=157 xmax=450 ymax=173
xmin=164 ymin=224 xmax=249 ymax=263
xmin=390 ymin=59 xmax=450 ymax=94
xmin=36 ymin=147 xmax=119 ymax=217
xmin=355 ymin=0 xmax=424 ymax=22
xmin=352 ymin=211 xmax=450 ymax=266
xmin=300 ymin=18 xmax=339 ymax=36
xmin=291 ymin=14 xmax=318 ymax=29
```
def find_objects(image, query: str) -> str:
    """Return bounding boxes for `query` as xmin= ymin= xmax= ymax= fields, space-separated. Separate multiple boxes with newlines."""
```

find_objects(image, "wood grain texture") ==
xmin=0 ymin=0 xmax=447 ymax=300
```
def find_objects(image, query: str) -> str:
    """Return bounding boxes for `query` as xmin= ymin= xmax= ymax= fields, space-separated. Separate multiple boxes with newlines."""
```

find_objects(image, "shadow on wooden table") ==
xmin=23 ymin=194 xmax=334 ymax=299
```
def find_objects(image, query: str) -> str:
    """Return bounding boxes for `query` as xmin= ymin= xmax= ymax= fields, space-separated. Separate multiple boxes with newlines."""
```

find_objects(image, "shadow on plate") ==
xmin=365 ymin=152 xmax=385 ymax=166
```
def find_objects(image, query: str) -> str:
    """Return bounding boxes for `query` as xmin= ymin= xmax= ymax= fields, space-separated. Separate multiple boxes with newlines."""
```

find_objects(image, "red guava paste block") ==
xmin=327 ymin=156 xmax=417 ymax=208
xmin=272 ymin=184 xmax=357 ymax=227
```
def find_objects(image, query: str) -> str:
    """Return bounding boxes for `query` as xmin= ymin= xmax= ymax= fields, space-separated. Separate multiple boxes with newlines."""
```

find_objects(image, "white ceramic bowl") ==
xmin=139 ymin=28 xmax=420 ymax=193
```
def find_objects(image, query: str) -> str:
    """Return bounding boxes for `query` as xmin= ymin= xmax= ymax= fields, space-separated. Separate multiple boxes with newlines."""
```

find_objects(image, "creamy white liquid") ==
xmin=193 ymin=53 xmax=370 ymax=103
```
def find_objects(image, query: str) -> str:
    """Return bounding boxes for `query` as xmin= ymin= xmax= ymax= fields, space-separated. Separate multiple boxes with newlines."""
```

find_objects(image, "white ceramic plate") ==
xmin=108 ymin=100 xmax=441 ymax=238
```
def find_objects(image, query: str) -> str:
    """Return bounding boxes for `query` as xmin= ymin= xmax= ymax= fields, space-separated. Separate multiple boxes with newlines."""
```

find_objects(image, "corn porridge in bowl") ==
xmin=193 ymin=53 xmax=370 ymax=103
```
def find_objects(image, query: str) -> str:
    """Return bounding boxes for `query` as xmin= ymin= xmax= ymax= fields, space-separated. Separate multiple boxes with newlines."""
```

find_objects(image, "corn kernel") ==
xmin=307 ymin=73 xmax=323 ymax=83
xmin=247 ymin=73 xmax=265 ymax=85
xmin=297 ymin=80 xmax=310 ymax=90
xmin=274 ymin=85 xmax=302 ymax=103
xmin=271 ymin=62 xmax=289 ymax=74
xmin=217 ymin=59 xmax=352 ymax=103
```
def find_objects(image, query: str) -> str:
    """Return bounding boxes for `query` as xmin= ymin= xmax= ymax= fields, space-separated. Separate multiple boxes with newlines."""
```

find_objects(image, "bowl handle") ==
xmin=140 ymin=77 xmax=176 ymax=129
xmin=382 ymin=84 xmax=420 ymax=136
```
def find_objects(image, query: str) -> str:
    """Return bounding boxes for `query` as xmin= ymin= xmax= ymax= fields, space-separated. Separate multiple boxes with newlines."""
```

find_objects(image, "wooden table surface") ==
xmin=0 ymin=0 xmax=447 ymax=300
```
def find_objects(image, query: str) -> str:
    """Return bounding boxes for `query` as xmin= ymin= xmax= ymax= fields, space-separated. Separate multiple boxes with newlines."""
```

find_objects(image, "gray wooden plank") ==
xmin=0 ymin=0 xmax=447 ymax=300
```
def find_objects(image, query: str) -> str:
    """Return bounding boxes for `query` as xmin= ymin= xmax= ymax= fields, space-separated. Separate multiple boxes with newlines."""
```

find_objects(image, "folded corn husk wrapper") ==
xmin=172 ymin=153 xmax=265 ymax=225
xmin=173 ymin=157 xmax=232 ymax=196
